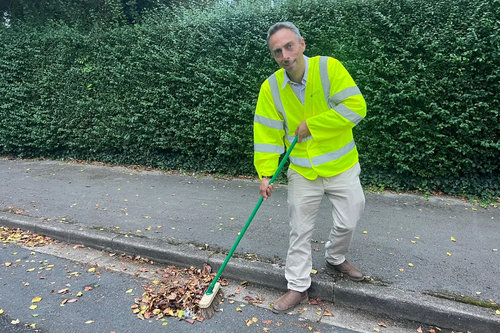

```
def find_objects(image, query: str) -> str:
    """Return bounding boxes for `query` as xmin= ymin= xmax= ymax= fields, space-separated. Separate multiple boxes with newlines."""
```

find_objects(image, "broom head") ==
xmin=199 ymin=282 xmax=223 ymax=319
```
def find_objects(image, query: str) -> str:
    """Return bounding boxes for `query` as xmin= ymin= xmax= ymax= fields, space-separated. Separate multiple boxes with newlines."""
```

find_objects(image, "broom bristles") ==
xmin=199 ymin=282 xmax=223 ymax=320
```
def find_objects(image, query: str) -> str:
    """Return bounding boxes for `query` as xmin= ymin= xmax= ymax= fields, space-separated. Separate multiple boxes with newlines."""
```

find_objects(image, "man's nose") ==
xmin=282 ymin=49 xmax=291 ymax=59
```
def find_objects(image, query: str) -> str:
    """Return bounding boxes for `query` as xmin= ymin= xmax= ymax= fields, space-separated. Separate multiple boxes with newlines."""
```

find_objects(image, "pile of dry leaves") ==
xmin=132 ymin=263 xmax=226 ymax=322
xmin=0 ymin=226 xmax=58 ymax=247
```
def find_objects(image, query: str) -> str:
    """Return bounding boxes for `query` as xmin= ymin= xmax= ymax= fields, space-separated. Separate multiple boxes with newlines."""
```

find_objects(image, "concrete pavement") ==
xmin=0 ymin=158 xmax=499 ymax=332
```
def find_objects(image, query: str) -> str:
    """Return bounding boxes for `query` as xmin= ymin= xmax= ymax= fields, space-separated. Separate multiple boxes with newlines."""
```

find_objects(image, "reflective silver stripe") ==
xmin=320 ymin=58 xmax=364 ymax=125
xmin=254 ymin=143 xmax=285 ymax=154
xmin=311 ymin=140 xmax=356 ymax=166
xmin=319 ymin=56 xmax=330 ymax=101
xmin=332 ymin=104 xmax=364 ymax=125
xmin=289 ymin=140 xmax=356 ymax=168
xmin=290 ymin=156 xmax=312 ymax=168
xmin=300 ymin=135 xmax=313 ymax=142
xmin=286 ymin=134 xmax=312 ymax=144
xmin=254 ymin=114 xmax=284 ymax=130
xmin=269 ymin=74 xmax=288 ymax=133
xmin=329 ymin=86 xmax=362 ymax=105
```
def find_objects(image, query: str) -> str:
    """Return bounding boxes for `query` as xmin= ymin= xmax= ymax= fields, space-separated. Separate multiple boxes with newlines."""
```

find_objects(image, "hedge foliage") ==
xmin=0 ymin=0 xmax=499 ymax=199
xmin=2 ymin=0 xmax=217 ymax=27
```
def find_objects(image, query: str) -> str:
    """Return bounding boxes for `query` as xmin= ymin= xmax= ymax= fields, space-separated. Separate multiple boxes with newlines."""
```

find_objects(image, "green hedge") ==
xmin=2 ymin=0 xmax=217 ymax=27
xmin=343 ymin=0 xmax=500 ymax=199
xmin=0 ymin=0 xmax=499 ymax=199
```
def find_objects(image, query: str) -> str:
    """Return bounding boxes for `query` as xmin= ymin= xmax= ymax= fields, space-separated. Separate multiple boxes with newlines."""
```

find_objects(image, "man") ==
xmin=253 ymin=22 xmax=367 ymax=314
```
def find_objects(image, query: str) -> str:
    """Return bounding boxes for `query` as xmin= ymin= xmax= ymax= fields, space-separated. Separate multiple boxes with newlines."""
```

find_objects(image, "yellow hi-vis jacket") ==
xmin=254 ymin=56 xmax=367 ymax=180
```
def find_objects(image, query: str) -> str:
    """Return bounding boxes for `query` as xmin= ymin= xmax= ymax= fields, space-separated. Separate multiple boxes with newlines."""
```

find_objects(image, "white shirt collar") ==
xmin=282 ymin=55 xmax=309 ymax=89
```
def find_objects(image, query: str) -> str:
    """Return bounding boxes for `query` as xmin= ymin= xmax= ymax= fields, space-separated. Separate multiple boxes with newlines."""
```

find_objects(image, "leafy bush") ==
xmin=2 ymin=0 xmax=218 ymax=28
xmin=0 ymin=0 xmax=498 ymax=199
xmin=339 ymin=0 xmax=500 ymax=198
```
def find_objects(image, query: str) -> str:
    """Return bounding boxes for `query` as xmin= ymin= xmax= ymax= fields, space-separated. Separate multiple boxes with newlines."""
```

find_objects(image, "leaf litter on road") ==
xmin=132 ymin=263 xmax=226 ymax=322
xmin=1 ymin=226 xmax=58 ymax=247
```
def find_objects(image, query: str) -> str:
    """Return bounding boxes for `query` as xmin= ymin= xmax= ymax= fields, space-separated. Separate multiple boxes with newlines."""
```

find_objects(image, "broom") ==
xmin=199 ymin=136 xmax=298 ymax=319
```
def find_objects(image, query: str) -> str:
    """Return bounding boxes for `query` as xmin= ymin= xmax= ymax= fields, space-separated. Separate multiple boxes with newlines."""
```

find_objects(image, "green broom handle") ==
xmin=206 ymin=136 xmax=298 ymax=295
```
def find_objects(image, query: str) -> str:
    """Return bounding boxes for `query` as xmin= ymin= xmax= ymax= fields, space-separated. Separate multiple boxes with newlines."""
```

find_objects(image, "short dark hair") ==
xmin=266 ymin=22 xmax=302 ymax=47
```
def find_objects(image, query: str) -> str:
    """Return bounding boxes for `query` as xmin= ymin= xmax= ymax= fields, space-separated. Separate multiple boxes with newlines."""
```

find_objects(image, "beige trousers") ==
xmin=285 ymin=163 xmax=365 ymax=292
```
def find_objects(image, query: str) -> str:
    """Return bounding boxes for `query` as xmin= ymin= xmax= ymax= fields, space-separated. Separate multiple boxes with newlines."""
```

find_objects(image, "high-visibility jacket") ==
xmin=254 ymin=56 xmax=367 ymax=180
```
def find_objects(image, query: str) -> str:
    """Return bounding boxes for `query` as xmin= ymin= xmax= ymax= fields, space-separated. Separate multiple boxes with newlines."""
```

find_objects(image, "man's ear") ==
xmin=300 ymin=38 xmax=306 ymax=51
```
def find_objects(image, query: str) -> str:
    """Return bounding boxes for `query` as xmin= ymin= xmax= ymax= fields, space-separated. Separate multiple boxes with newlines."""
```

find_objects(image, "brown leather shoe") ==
xmin=326 ymin=260 xmax=364 ymax=281
xmin=271 ymin=290 xmax=308 ymax=314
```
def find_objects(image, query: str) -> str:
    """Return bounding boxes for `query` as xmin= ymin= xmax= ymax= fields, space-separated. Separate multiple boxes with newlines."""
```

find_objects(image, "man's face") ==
xmin=268 ymin=28 xmax=306 ymax=74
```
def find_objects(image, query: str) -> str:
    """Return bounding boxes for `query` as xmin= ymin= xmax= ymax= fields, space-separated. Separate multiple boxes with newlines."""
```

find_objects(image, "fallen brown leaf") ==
xmin=243 ymin=296 xmax=254 ymax=302
xmin=202 ymin=263 xmax=212 ymax=275
xmin=255 ymin=295 xmax=265 ymax=303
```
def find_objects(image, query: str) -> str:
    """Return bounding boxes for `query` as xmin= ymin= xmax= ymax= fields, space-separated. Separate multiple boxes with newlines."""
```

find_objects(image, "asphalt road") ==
xmin=0 ymin=314 xmax=43 ymax=333
xmin=0 ymin=242 xmax=357 ymax=333
xmin=1 ymin=159 xmax=498 ymax=332
xmin=0 ymin=240 xmax=443 ymax=333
